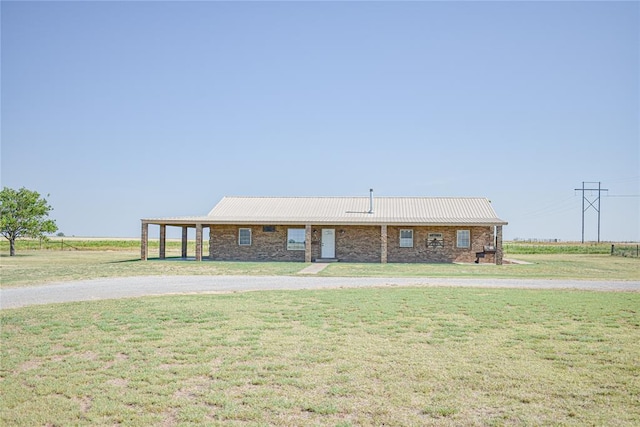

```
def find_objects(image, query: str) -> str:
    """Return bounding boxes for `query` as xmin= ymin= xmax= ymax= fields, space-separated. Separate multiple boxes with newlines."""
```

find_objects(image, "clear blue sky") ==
xmin=2 ymin=1 xmax=638 ymax=241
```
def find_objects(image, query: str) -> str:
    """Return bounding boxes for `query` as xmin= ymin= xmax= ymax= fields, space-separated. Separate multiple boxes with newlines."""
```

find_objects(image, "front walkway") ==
xmin=297 ymin=263 xmax=331 ymax=274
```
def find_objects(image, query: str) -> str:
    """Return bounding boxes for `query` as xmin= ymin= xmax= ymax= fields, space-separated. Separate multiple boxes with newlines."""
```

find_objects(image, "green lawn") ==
xmin=2 ymin=288 xmax=639 ymax=426
xmin=1 ymin=249 xmax=639 ymax=287
xmin=0 ymin=251 xmax=305 ymax=287
xmin=318 ymin=253 xmax=639 ymax=281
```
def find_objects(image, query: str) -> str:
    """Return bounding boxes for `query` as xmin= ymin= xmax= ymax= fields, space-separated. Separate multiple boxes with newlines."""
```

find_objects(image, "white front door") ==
xmin=321 ymin=229 xmax=335 ymax=258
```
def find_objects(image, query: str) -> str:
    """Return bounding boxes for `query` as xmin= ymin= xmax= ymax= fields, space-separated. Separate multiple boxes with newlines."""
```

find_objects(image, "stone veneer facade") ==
xmin=208 ymin=224 xmax=497 ymax=263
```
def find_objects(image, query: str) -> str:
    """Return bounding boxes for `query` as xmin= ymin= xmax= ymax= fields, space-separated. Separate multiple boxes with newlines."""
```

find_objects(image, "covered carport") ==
xmin=141 ymin=218 xmax=211 ymax=261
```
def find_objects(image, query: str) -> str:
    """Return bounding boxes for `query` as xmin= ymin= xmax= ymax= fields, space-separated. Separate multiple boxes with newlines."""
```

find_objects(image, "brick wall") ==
xmin=209 ymin=225 xmax=305 ymax=262
xmin=209 ymin=224 xmax=495 ymax=263
xmin=310 ymin=226 xmax=381 ymax=262
xmin=387 ymin=226 xmax=495 ymax=263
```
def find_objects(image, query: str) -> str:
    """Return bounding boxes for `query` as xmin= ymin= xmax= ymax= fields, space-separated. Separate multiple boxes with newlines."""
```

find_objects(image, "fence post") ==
xmin=61 ymin=239 xmax=64 ymax=251
xmin=611 ymin=244 xmax=614 ymax=255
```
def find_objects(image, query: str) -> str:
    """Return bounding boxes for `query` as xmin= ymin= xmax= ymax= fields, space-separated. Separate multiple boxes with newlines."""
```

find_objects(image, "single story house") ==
xmin=141 ymin=194 xmax=507 ymax=264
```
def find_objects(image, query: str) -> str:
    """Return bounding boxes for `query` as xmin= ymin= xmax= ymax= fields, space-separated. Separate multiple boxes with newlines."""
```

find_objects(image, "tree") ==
xmin=0 ymin=187 xmax=58 ymax=256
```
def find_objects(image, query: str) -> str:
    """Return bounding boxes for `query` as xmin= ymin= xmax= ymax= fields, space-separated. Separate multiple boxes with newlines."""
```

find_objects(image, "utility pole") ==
xmin=574 ymin=181 xmax=608 ymax=243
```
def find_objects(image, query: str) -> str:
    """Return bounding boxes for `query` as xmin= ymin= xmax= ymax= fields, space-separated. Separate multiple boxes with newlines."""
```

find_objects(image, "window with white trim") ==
xmin=399 ymin=229 xmax=414 ymax=248
xmin=287 ymin=228 xmax=306 ymax=251
xmin=238 ymin=228 xmax=252 ymax=246
xmin=457 ymin=230 xmax=470 ymax=248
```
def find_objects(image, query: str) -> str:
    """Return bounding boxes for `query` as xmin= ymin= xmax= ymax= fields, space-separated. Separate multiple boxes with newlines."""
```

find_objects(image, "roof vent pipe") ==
xmin=369 ymin=188 xmax=374 ymax=214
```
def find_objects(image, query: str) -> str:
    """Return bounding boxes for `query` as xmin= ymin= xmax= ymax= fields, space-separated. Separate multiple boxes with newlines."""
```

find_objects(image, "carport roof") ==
xmin=142 ymin=196 xmax=508 ymax=226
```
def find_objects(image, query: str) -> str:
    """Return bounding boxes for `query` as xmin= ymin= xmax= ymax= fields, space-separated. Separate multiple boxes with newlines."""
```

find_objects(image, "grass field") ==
xmin=504 ymin=242 xmax=640 ymax=257
xmin=1 ymin=238 xmax=639 ymax=288
xmin=1 ymin=250 xmax=639 ymax=287
xmin=319 ymin=254 xmax=639 ymax=281
xmin=1 ymin=240 xmax=639 ymax=425
xmin=0 ymin=251 xmax=307 ymax=287
xmin=2 ymin=287 xmax=639 ymax=426
xmin=0 ymin=237 xmax=191 ymax=252
xmin=503 ymin=242 xmax=613 ymax=254
xmin=3 ymin=238 xmax=631 ymax=254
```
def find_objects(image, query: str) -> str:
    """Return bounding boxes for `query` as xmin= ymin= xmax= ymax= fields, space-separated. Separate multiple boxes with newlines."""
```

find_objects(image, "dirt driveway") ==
xmin=2 ymin=275 xmax=638 ymax=309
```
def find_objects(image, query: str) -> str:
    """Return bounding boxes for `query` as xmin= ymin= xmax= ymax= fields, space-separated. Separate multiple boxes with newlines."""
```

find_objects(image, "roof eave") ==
xmin=142 ymin=218 xmax=508 ymax=227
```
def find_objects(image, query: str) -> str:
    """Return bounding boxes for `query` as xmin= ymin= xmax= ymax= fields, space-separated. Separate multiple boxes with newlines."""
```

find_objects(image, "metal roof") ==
xmin=141 ymin=196 xmax=506 ymax=226
xmin=143 ymin=197 xmax=507 ymax=226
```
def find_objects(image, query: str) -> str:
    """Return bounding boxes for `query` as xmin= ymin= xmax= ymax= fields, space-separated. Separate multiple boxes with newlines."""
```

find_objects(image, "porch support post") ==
xmin=181 ymin=226 xmax=188 ymax=258
xmin=141 ymin=221 xmax=149 ymax=261
xmin=305 ymin=224 xmax=312 ymax=263
xmin=381 ymin=224 xmax=388 ymax=263
xmin=496 ymin=225 xmax=504 ymax=265
xmin=195 ymin=223 xmax=203 ymax=261
xmin=209 ymin=226 xmax=215 ymax=260
xmin=159 ymin=224 xmax=166 ymax=260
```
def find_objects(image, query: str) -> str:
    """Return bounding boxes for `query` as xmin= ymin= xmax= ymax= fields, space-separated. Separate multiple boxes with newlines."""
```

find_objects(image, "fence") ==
xmin=1 ymin=238 xmax=177 ymax=253
xmin=611 ymin=244 xmax=640 ymax=258
xmin=0 ymin=239 xmax=81 ymax=251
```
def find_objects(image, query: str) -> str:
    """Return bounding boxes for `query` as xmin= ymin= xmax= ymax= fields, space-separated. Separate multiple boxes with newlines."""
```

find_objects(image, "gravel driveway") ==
xmin=2 ymin=276 xmax=638 ymax=309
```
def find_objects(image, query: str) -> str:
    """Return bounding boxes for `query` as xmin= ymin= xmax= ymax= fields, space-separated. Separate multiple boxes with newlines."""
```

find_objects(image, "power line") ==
xmin=519 ymin=195 xmax=577 ymax=218
xmin=601 ymin=175 xmax=639 ymax=186
xmin=574 ymin=181 xmax=608 ymax=243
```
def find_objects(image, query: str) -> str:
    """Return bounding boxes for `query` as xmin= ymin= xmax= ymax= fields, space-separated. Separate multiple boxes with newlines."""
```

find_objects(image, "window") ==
xmin=457 ymin=230 xmax=470 ymax=248
xmin=238 ymin=228 xmax=251 ymax=246
xmin=287 ymin=228 xmax=306 ymax=251
xmin=399 ymin=229 xmax=414 ymax=248
xmin=263 ymin=225 xmax=276 ymax=232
